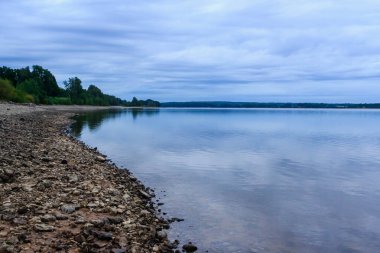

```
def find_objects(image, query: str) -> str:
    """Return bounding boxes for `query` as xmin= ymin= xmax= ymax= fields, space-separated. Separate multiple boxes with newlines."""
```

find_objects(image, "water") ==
xmin=71 ymin=108 xmax=380 ymax=253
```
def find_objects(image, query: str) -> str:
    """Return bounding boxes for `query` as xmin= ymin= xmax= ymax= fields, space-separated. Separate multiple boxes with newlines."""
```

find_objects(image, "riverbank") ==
xmin=0 ymin=103 xmax=176 ymax=252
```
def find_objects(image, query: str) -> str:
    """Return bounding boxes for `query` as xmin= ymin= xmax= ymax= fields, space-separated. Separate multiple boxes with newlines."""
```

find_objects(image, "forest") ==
xmin=0 ymin=65 xmax=160 ymax=107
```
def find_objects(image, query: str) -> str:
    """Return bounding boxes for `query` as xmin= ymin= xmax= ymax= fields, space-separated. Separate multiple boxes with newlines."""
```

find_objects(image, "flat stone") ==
xmin=96 ymin=231 xmax=113 ymax=241
xmin=107 ymin=216 xmax=123 ymax=225
xmin=41 ymin=214 xmax=56 ymax=222
xmin=12 ymin=218 xmax=27 ymax=225
xmin=111 ymin=248 xmax=126 ymax=253
xmin=139 ymin=190 xmax=150 ymax=198
xmin=95 ymin=156 xmax=106 ymax=162
xmin=34 ymin=224 xmax=55 ymax=232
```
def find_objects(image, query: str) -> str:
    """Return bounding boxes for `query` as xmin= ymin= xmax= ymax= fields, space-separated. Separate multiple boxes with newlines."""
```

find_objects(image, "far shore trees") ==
xmin=0 ymin=65 xmax=160 ymax=107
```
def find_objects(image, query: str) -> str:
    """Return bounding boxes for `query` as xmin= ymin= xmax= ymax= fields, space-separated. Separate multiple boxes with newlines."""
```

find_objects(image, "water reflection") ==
xmin=72 ymin=108 xmax=380 ymax=253
xmin=71 ymin=108 xmax=159 ymax=137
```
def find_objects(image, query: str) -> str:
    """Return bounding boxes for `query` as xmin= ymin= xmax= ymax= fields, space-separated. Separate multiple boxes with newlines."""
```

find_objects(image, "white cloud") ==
xmin=0 ymin=0 xmax=380 ymax=102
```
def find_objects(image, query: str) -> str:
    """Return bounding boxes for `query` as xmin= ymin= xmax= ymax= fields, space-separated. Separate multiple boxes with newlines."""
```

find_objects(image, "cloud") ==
xmin=0 ymin=0 xmax=380 ymax=102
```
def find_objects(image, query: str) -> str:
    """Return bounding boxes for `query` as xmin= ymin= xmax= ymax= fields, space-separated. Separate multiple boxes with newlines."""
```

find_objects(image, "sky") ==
xmin=1 ymin=0 xmax=380 ymax=102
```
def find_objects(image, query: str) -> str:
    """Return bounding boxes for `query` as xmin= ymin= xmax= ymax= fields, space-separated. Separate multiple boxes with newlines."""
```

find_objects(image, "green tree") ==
xmin=32 ymin=65 xmax=60 ymax=97
xmin=64 ymin=77 xmax=84 ymax=104
xmin=17 ymin=79 xmax=41 ymax=103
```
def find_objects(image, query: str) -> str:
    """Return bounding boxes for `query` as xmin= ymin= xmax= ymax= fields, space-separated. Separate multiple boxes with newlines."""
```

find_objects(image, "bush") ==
xmin=47 ymin=96 xmax=72 ymax=105
xmin=0 ymin=79 xmax=34 ymax=103
xmin=0 ymin=79 xmax=15 ymax=100
xmin=17 ymin=79 xmax=41 ymax=103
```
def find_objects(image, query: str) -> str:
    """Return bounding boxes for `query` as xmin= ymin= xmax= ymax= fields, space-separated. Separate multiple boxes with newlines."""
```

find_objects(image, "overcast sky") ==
xmin=1 ymin=0 xmax=380 ymax=102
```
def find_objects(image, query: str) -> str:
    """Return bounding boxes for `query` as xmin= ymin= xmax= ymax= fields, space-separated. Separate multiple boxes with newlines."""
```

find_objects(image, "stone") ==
xmin=95 ymin=231 xmax=113 ymax=241
xmin=41 ymin=157 xmax=52 ymax=162
xmin=41 ymin=214 xmax=56 ymax=222
xmin=156 ymin=230 xmax=167 ymax=239
xmin=107 ymin=216 xmax=123 ymax=225
xmin=90 ymin=219 xmax=106 ymax=228
xmin=34 ymin=224 xmax=55 ymax=232
xmin=75 ymin=217 xmax=86 ymax=224
xmin=140 ymin=210 xmax=150 ymax=216
xmin=55 ymin=213 xmax=68 ymax=220
xmin=95 ymin=156 xmax=106 ymax=162
xmin=68 ymin=174 xmax=78 ymax=183
xmin=182 ymin=243 xmax=198 ymax=252
xmin=122 ymin=193 xmax=130 ymax=201
xmin=17 ymin=206 xmax=29 ymax=214
xmin=111 ymin=248 xmax=126 ymax=253
xmin=61 ymin=204 xmax=77 ymax=213
xmin=87 ymin=202 xmax=99 ymax=208
xmin=12 ymin=218 xmax=27 ymax=225
xmin=139 ymin=190 xmax=151 ymax=199
xmin=0 ymin=168 xmax=15 ymax=183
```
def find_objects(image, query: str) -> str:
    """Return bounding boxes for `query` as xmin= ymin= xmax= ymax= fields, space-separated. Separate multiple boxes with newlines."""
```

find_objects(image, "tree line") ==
xmin=161 ymin=101 xmax=380 ymax=109
xmin=0 ymin=65 xmax=160 ymax=107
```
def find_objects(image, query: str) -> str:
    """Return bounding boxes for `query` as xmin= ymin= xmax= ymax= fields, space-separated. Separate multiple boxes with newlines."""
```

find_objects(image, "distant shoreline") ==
xmin=161 ymin=101 xmax=380 ymax=109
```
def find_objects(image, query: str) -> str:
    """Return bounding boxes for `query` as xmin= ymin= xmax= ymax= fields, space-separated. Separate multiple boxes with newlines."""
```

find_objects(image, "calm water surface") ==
xmin=72 ymin=108 xmax=380 ymax=253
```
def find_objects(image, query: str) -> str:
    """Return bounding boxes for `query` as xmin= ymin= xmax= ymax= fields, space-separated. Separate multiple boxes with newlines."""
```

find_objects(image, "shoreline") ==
xmin=0 ymin=103 xmax=177 ymax=252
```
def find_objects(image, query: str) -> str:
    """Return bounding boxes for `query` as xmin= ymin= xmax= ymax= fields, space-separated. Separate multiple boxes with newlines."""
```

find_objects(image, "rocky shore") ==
xmin=0 ymin=103 xmax=179 ymax=252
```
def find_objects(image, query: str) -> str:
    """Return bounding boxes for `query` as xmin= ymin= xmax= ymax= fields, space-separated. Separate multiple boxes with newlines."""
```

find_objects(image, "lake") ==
xmin=71 ymin=108 xmax=380 ymax=253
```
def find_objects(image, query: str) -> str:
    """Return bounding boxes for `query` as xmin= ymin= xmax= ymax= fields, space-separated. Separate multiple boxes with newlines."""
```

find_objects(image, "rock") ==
xmin=0 ymin=168 xmax=15 ymax=183
xmin=55 ymin=213 xmax=68 ymax=220
xmin=87 ymin=202 xmax=99 ymax=208
xmin=18 ymin=233 xmax=30 ymax=243
xmin=75 ymin=216 xmax=86 ymax=224
xmin=168 ymin=217 xmax=185 ymax=223
xmin=34 ymin=224 xmax=55 ymax=232
xmin=107 ymin=216 xmax=123 ymax=225
xmin=140 ymin=210 xmax=150 ymax=216
xmin=156 ymin=230 xmax=167 ymax=239
xmin=68 ymin=174 xmax=78 ymax=183
xmin=61 ymin=159 xmax=68 ymax=164
xmin=22 ymin=183 xmax=34 ymax=192
xmin=182 ymin=243 xmax=198 ymax=252
xmin=111 ymin=248 xmax=126 ymax=253
xmin=41 ymin=214 xmax=56 ymax=222
xmin=139 ymin=190 xmax=151 ymax=199
xmin=41 ymin=157 xmax=52 ymax=162
xmin=95 ymin=156 xmax=106 ymax=162
xmin=95 ymin=231 xmax=113 ymax=241
xmin=61 ymin=204 xmax=77 ymax=213
xmin=90 ymin=219 xmax=106 ymax=228
xmin=17 ymin=206 xmax=29 ymax=214
xmin=12 ymin=218 xmax=27 ymax=225
xmin=93 ymin=241 xmax=108 ymax=248
xmin=37 ymin=179 xmax=53 ymax=190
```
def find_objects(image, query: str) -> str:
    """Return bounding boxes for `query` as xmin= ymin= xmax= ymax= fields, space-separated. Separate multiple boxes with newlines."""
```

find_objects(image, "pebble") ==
xmin=34 ymin=224 xmax=55 ymax=232
xmin=41 ymin=214 xmax=56 ymax=222
xmin=157 ymin=230 xmax=167 ymax=239
xmin=61 ymin=204 xmax=77 ymax=213
xmin=0 ymin=105 xmax=175 ymax=253
xmin=182 ymin=243 xmax=198 ymax=252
